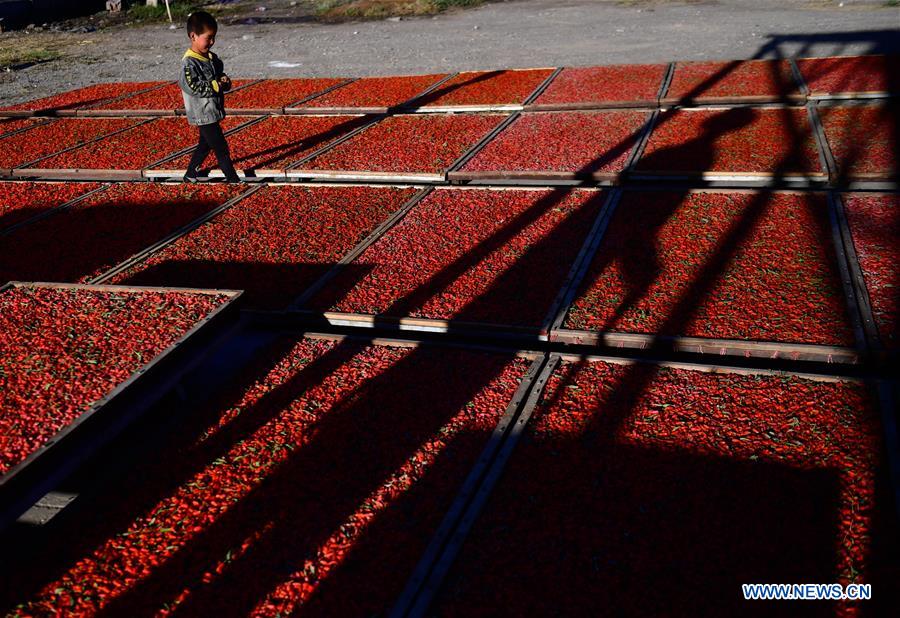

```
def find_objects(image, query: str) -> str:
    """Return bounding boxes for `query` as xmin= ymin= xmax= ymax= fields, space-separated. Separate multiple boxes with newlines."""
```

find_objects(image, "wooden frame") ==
xmin=409 ymin=67 xmax=559 ymax=114
xmin=90 ymin=185 xmax=263 ymax=284
xmin=0 ymin=82 xmax=173 ymax=118
xmin=448 ymin=109 xmax=656 ymax=184
xmin=543 ymin=187 xmax=861 ymax=365
xmin=0 ymin=281 xmax=242 ymax=528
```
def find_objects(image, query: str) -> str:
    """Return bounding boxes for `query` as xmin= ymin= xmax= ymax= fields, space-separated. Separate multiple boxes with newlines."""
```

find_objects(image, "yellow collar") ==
xmin=184 ymin=49 xmax=212 ymax=62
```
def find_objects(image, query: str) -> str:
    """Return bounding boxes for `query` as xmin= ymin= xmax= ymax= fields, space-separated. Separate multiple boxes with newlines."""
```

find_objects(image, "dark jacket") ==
xmin=179 ymin=49 xmax=230 ymax=126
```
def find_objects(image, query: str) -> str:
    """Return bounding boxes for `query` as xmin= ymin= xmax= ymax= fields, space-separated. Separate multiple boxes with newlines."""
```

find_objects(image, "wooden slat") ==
xmin=549 ymin=329 xmax=860 ymax=365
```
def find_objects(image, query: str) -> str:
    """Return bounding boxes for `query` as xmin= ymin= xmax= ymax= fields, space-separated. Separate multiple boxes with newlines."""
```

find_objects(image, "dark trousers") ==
xmin=186 ymin=121 xmax=240 ymax=181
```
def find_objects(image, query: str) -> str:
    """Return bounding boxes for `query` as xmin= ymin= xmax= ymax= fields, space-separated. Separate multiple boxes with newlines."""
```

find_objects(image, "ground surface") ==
xmin=0 ymin=0 xmax=897 ymax=105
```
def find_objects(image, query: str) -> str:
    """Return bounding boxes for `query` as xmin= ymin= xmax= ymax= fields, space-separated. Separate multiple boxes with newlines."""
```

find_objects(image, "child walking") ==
xmin=179 ymin=11 xmax=241 ymax=183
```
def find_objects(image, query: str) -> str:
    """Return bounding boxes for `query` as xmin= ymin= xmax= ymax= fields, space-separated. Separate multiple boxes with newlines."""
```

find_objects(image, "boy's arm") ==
xmin=213 ymin=54 xmax=233 ymax=92
xmin=179 ymin=57 xmax=220 ymax=97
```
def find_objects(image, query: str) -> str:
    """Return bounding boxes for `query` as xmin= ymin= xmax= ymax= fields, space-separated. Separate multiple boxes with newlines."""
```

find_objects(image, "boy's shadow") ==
xmin=603 ymin=107 xmax=756 ymax=334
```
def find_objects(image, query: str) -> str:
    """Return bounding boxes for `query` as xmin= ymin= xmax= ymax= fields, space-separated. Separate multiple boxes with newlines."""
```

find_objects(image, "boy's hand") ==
xmin=219 ymin=75 xmax=233 ymax=92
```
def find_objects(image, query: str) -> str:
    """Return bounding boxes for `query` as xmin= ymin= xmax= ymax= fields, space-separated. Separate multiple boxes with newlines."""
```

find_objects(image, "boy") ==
xmin=179 ymin=11 xmax=241 ymax=183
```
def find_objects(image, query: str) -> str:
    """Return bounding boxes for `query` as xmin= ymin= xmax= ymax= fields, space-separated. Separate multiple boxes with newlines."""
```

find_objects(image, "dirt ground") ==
xmin=0 ymin=0 xmax=898 ymax=106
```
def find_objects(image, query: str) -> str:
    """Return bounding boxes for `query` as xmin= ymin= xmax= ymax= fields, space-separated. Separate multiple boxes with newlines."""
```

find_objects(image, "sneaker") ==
xmin=183 ymin=174 xmax=200 ymax=183
xmin=223 ymin=176 xmax=243 ymax=184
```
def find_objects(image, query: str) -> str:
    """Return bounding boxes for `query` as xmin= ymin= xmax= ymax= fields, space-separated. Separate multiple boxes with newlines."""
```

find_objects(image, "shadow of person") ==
xmin=634 ymin=106 xmax=757 ymax=177
xmin=603 ymin=108 xmax=757 ymax=333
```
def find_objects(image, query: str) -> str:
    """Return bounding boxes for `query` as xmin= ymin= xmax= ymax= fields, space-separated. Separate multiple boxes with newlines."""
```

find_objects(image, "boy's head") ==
xmin=186 ymin=11 xmax=217 ymax=54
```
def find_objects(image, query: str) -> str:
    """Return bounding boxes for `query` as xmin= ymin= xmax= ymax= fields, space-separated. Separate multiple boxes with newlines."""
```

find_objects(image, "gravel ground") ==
xmin=0 ymin=0 xmax=898 ymax=105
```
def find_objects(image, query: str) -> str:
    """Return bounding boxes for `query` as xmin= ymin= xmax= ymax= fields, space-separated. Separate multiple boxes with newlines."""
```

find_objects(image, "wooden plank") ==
xmin=286 ymin=169 xmax=445 ymax=183
xmin=623 ymin=109 xmax=659 ymax=171
xmin=656 ymin=61 xmax=676 ymax=103
xmin=813 ymin=98 xmax=895 ymax=110
xmin=4 ymin=280 xmax=241 ymax=297
xmin=806 ymin=103 xmax=838 ymax=181
xmin=551 ymin=349 xmax=864 ymax=383
xmin=227 ymin=78 xmax=266 ymax=93
xmin=659 ymin=93 xmax=808 ymax=106
xmin=16 ymin=490 xmax=78 ymax=526
xmin=9 ymin=169 xmax=144 ymax=181
xmin=75 ymin=109 xmax=176 ymax=117
xmin=144 ymin=168 xmax=286 ymax=180
xmin=843 ymin=180 xmax=900 ymax=192
xmin=809 ymin=92 xmax=897 ymax=101
xmin=412 ymin=104 xmax=523 ymax=113
xmin=525 ymin=100 xmax=658 ymax=112
xmin=831 ymin=193 xmax=884 ymax=355
xmin=290 ymin=310 xmax=548 ymax=341
xmin=842 ymin=172 xmax=900 ymax=181
xmin=446 ymin=112 xmax=520 ymax=175
xmin=285 ymin=106 xmax=390 ymax=116
xmin=789 ymin=58 xmax=810 ymax=97
xmin=288 ymin=186 xmax=434 ymax=309
xmin=0 ymin=110 xmax=36 ymax=118
xmin=399 ymin=72 xmax=459 ymax=110
xmin=658 ymin=102 xmax=806 ymax=112
xmin=296 ymin=330 xmax=543 ymax=360
xmin=282 ymin=78 xmax=358 ymax=109
xmin=622 ymin=186 xmax=826 ymax=196
xmin=522 ymin=67 xmax=563 ymax=105
xmin=90 ymin=184 xmax=263 ymax=284
xmin=389 ymin=354 xmax=551 ymax=618
xmin=549 ymin=329 xmax=860 ymax=365
xmin=447 ymin=169 xmax=619 ymax=183
xmin=223 ymin=107 xmax=285 ymax=116
xmin=626 ymin=171 xmax=830 ymax=185
xmin=397 ymin=353 xmax=559 ymax=618
xmin=544 ymin=189 xmax=622 ymax=335
xmin=621 ymin=177 xmax=831 ymax=192
xmin=825 ymin=192 xmax=869 ymax=357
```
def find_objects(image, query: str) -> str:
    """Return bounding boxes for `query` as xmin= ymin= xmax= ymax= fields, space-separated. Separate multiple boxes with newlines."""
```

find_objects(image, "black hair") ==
xmin=186 ymin=11 xmax=217 ymax=36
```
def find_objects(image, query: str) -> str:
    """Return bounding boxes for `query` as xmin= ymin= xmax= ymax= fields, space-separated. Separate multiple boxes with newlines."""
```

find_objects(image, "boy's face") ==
xmin=189 ymin=27 xmax=216 ymax=54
